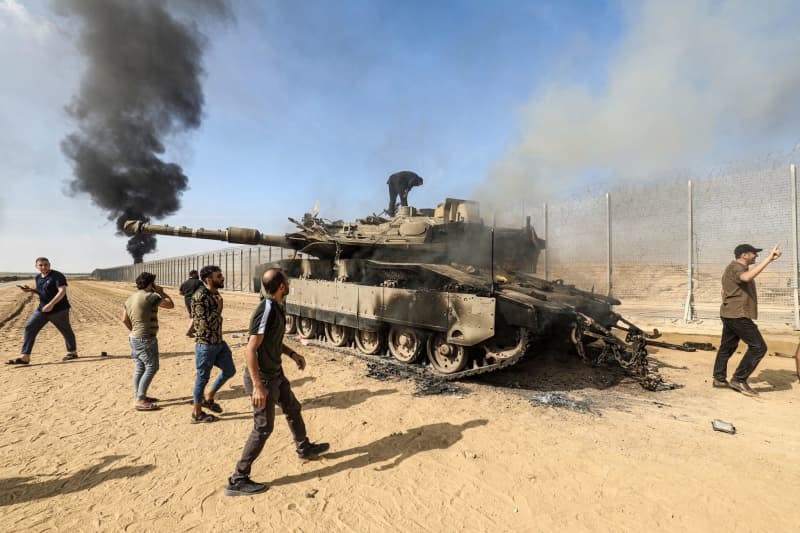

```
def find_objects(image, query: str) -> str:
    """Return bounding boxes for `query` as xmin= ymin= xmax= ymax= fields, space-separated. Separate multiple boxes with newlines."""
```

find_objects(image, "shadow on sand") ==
xmin=0 ymin=455 xmax=155 ymax=506
xmin=752 ymin=368 xmax=798 ymax=393
xmin=270 ymin=419 xmax=487 ymax=487
xmin=302 ymin=388 xmax=398 ymax=410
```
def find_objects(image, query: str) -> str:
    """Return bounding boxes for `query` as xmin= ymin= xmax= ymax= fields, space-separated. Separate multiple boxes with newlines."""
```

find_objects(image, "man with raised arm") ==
xmin=122 ymin=272 xmax=174 ymax=411
xmin=712 ymin=243 xmax=781 ymax=396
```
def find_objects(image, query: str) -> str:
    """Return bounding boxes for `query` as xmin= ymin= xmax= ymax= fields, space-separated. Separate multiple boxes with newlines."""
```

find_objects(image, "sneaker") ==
xmin=729 ymin=379 xmax=759 ymax=397
xmin=712 ymin=378 xmax=730 ymax=388
xmin=224 ymin=477 xmax=269 ymax=496
xmin=298 ymin=441 xmax=330 ymax=459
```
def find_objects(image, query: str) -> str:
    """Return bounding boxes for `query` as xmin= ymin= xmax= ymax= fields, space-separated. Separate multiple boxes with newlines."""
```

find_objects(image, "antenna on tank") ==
xmin=491 ymin=213 xmax=496 ymax=296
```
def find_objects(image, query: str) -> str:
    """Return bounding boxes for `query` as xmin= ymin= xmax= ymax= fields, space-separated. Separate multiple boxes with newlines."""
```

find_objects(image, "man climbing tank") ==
xmin=387 ymin=170 xmax=423 ymax=216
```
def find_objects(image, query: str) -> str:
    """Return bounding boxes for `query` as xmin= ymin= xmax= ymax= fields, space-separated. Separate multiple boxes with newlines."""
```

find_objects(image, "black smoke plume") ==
xmin=60 ymin=0 xmax=225 ymax=263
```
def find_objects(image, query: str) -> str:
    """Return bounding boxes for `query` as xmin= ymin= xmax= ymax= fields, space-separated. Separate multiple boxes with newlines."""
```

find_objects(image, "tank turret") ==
xmin=124 ymin=197 xmax=665 ymax=389
xmin=126 ymin=198 xmax=543 ymax=271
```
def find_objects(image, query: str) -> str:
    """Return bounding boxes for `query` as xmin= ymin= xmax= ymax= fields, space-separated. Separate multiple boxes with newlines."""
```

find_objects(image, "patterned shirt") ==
xmin=192 ymin=285 xmax=223 ymax=344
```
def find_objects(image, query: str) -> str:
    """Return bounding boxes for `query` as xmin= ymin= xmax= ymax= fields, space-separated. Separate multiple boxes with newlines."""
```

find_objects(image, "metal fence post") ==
xmin=543 ymin=202 xmax=548 ymax=280
xmin=606 ymin=193 xmax=612 ymax=296
xmin=683 ymin=180 xmax=694 ymax=322
xmin=792 ymin=164 xmax=800 ymax=330
xmin=240 ymin=248 xmax=244 ymax=291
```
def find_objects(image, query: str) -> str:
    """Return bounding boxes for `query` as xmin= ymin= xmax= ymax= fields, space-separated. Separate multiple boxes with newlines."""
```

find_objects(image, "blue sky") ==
xmin=1 ymin=1 xmax=799 ymax=272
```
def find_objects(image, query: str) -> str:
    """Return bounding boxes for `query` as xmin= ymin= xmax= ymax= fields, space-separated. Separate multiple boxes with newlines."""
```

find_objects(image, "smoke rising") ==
xmin=60 ymin=0 xmax=228 ymax=262
xmin=479 ymin=0 xmax=800 ymax=217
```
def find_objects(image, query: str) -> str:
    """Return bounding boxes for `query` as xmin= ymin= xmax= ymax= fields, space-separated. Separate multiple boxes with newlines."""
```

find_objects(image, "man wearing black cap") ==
xmin=712 ymin=243 xmax=781 ymax=396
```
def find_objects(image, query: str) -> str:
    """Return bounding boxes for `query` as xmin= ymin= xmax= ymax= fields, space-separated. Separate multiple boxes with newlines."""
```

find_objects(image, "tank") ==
xmin=124 ymin=198 xmax=663 ymax=389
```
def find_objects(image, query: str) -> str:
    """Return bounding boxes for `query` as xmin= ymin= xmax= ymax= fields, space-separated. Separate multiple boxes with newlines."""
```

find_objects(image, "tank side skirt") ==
xmin=286 ymin=279 xmax=495 ymax=345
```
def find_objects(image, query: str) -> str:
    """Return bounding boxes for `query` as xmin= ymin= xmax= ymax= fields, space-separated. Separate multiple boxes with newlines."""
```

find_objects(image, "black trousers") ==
xmin=387 ymin=186 xmax=408 ymax=215
xmin=231 ymin=370 xmax=308 ymax=482
xmin=713 ymin=317 xmax=767 ymax=382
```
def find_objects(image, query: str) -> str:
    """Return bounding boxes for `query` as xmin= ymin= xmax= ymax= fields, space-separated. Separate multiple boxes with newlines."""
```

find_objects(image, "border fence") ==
xmin=93 ymin=245 xmax=287 ymax=293
xmin=93 ymin=164 xmax=800 ymax=329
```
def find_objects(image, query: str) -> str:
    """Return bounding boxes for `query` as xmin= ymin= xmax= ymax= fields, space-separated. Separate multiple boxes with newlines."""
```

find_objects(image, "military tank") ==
xmin=124 ymin=198 xmax=663 ymax=388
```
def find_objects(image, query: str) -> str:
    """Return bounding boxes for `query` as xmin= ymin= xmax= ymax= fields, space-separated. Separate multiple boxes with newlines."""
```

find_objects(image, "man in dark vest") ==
xmin=387 ymin=170 xmax=423 ymax=216
xmin=712 ymin=243 xmax=781 ymax=396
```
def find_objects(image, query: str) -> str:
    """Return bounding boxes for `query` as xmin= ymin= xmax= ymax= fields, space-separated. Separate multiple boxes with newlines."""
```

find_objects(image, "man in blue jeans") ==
xmin=191 ymin=265 xmax=236 ymax=423
xmin=121 ymin=272 xmax=174 ymax=411
xmin=6 ymin=257 xmax=78 ymax=365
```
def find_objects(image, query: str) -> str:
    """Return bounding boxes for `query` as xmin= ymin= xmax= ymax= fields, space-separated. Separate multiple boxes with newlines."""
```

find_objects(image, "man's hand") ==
xmin=291 ymin=351 xmax=306 ymax=371
xmin=252 ymin=382 xmax=268 ymax=409
xmin=17 ymin=284 xmax=35 ymax=293
xmin=41 ymin=303 xmax=54 ymax=312
xmin=768 ymin=244 xmax=782 ymax=262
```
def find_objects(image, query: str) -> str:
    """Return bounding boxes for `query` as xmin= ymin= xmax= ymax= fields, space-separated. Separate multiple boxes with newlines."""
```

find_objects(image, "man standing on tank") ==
xmin=225 ymin=268 xmax=329 ymax=496
xmin=387 ymin=170 xmax=424 ymax=216
xmin=122 ymin=272 xmax=174 ymax=411
xmin=712 ymin=243 xmax=781 ymax=396
xmin=190 ymin=265 xmax=236 ymax=423
xmin=6 ymin=257 xmax=78 ymax=365
xmin=179 ymin=269 xmax=203 ymax=338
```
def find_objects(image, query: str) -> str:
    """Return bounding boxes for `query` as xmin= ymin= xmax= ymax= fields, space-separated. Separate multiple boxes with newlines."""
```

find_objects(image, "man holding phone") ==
xmin=6 ymin=257 xmax=78 ymax=365
xmin=712 ymin=243 xmax=782 ymax=396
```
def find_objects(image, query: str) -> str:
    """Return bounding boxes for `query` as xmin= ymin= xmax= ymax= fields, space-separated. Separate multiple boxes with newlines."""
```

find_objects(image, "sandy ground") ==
xmin=1 ymin=280 xmax=799 ymax=532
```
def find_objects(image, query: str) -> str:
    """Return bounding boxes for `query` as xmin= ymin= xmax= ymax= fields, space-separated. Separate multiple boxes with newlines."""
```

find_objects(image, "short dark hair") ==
xmin=35 ymin=257 xmax=49 ymax=264
xmin=136 ymin=272 xmax=156 ymax=290
xmin=200 ymin=265 xmax=221 ymax=281
xmin=189 ymin=270 xmax=198 ymax=277
xmin=262 ymin=268 xmax=287 ymax=294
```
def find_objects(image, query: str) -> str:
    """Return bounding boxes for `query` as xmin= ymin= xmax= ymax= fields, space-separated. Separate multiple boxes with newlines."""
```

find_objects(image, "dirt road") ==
xmin=1 ymin=280 xmax=798 ymax=532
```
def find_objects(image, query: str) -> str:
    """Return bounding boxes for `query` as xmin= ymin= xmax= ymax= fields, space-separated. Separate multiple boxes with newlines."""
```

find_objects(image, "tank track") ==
xmin=289 ymin=320 xmax=670 ymax=390
xmin=287 ymin=332 xmax=534 ymax=381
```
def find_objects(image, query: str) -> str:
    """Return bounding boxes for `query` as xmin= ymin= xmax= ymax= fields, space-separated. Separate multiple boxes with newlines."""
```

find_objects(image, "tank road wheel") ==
xmin=355 ymin=329 xmax=385 ymax=355
xmin=297 ymin=317 xmax=319 ymax=340
xmin=285 ymin=314 xmax=298 ymax=335
xmin=481 ymin=327 xmax=531 ymax=364
xmin=324 ymin=323 xmax=353 ymax=347
xmin=426 ymin=332 xmax=469 ymax=374
xmin=387 ymin=326 xmax=427 ymax=364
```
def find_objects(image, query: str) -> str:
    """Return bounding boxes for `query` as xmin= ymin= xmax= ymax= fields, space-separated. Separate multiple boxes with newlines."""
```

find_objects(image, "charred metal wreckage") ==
xmin=125 ymin=198 xmax=672 ymax=390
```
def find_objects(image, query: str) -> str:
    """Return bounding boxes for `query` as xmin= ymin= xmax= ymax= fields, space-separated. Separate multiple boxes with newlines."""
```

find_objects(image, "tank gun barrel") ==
xmin=123 ymin=220 xmax=294 ymax=249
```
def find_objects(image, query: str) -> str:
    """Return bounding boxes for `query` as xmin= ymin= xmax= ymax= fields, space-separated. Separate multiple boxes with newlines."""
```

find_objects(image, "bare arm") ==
xmin=739 ymin=245 xmax=781 ymax=282
xmin=153 ymin=285 xmax=174 ymax=309
xmin=41 ymin=286 xmax=67 ymax=313
xmin=246 ymin=334 xmax=268 ymax=408
xmin=121 ymin=306 xmax=132 ymax=331
xmin=17 ymin=284 xmax=39 ymax=295
xmin=282 ymin=343 xmax=306 ymax=370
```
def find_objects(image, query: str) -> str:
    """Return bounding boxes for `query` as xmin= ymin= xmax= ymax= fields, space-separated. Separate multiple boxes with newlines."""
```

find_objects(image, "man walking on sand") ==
xmin=179 ymin=269 xmax=202 ymax=338
xmin=122 ymin=272 xmax=174 ymax=411
xmin=191 ymin=265 xmax=236 ymax=423
xmin=225 ymin=268 xmax=329 ymax=496
xmin=6 ymin=257 xmax=78 ymax=365
xmin=713 ymin=243 xmax=781 ymax=396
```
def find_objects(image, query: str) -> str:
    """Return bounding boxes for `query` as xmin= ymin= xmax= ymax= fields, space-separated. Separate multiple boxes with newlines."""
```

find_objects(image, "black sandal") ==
xmin=201 ymin=399 xmax=223 ymax=413
xmin=191 ymin=411 xmax=217 ymax=424
xmin=5 ymin=357 xmax=29 ymax=365
xmin=62 ymin=354 xmax=78 ymax=361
